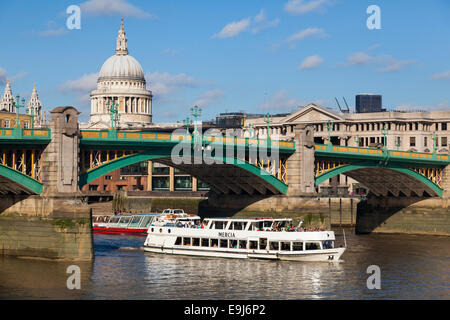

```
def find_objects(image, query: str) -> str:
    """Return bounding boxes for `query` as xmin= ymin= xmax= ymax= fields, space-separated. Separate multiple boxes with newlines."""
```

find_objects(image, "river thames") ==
xmin=0 ymin=229 xmax=448 ymax=300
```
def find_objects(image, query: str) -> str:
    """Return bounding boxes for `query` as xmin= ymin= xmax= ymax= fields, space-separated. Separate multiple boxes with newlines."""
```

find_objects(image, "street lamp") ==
xmin=381 ymin=124 xmax=388 ymax=149
xmin=107 ymin=99 xmax=120 ymax=137
xmin=326 ymin=120 xmax=334 ymax=147
xmin=183 ymin=117 xmax=192 ymax=135
xmin=264 ymin=113 xmax=272 ymax=142
xmin=14 ymin=95 xmax=25 ymax=128
xmin=432 ymin=132 xmax=437 ymax=155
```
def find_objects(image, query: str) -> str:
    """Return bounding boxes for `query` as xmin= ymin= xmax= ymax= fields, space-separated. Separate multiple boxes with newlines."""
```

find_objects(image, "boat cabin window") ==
xmin=239 ymin=240 xmax=247 ymax=249
xmin=211 ymin=221 xmax=225 ymax=230
xmin=109 ymin=216 xmax=120 ymax=224
xmin=281 ymin=242 xmax=291 ymax=251
xmin=249 ymin=241 xmax=258 ymax=249
xmin=269 ymin=242 xmax=279 ymax=250
xmin=201 ymin=238 xmax=209 ymax=247
xmin=322 ymin=241 xmax=333 ymax=249
xmin=292 ymin=242 xmax=304 ymax=251
xmin=230 ymin=222 xmax=244 ymax=230
xmin=211 ymin=239 xmax=218 ymax=247
xmin=119 ymin=217 xmax=131 ymax=225
xmin=263 ymin=221 xmax=273 ymax=230
xmin=259 ymin=238 xmax=267 ymax=250
xmin=229 ymin=240 xmax=238 ymax=248
xmin=183 ymin=237 xmax=191 ymax=246
xmin=192 ymin=238 xmax=200 ymax=246
xmin=139 ymin=216 xmax=153 ymax=227
xmin=305 ymin=242 xmax=321 ymax=250
xmin=174 ymin=209 xmax=184 ymax=214
xmin=219 ymin=239 xmax=228 ymax=248
xmin=129 ymin=216 xmax=142 ymax=227
xmin=175 ymin=237 xmax=182 ymax=245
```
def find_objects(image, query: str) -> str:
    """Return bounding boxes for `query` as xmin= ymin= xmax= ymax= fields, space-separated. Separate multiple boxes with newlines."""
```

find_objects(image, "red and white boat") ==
xmin=92 ymin=213 xmax=159 ymax=236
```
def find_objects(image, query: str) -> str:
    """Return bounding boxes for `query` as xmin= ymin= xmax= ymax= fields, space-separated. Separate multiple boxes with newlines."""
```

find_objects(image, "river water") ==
xmin=0 ymin=229 xmax=449 ymax=300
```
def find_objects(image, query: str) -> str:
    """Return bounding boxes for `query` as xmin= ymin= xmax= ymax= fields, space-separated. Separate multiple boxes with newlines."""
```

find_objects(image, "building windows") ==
xmin=410 ymin=137 xmax=416 ymax=147
xmin=442 ymin=137 xmax=448 ymax=147
xmin=119 ymin=176 xmax=127 ymax=180
xmin=105 ymin=176 xmax=112 ymax=180
xmin=24 ymin=121 xmax=29 ymax=129
xmin=4 ymin=120 xmax=10 ymax=128
xmin=152 ymin=177 xmax=170 ymax=190
xmin=174 ymin=176 xmax=192 ymax=191
xmin=424 ymin=137 xmax=428 ymax=147
xmin=89 ymin=185 xmax=98 ymax=191
xmin=442 ymin=123 xmax=448 ymax=131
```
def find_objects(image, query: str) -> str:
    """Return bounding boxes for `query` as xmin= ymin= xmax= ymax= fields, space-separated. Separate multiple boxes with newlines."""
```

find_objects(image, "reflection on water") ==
xmin=0 ymin=230 xmax=449 ymax=299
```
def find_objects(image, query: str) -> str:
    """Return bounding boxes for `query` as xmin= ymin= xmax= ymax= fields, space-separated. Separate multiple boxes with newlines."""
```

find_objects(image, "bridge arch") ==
xmin=78 ymin=150 xmax=288 ymax=195
xmin=0 ymin=164 xmax=43 ymax=194
xmin=315 ymin=163 xmax=443 ymax=197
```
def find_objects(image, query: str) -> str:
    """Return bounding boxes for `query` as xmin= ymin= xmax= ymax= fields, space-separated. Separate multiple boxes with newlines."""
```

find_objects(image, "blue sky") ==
xmin=0 ymin=0 xmax=449 ymax=122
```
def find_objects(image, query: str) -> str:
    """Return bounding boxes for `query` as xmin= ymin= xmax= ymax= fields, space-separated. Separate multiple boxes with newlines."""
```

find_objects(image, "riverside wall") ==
xmin=0 ymin=195 xmax=93 ymax=260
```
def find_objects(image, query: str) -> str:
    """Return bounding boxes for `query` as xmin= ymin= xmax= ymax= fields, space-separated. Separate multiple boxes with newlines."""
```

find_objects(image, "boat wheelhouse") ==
xmin=143 ymin=217 xmax=346 ymax=262
xmin=92 ymin=213 xmax=159 ymax=236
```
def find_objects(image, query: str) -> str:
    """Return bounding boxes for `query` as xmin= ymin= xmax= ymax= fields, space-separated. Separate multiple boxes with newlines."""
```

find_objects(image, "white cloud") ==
xmin=346 ymin=52 xmax=372 ymax=66
xmin=213 ymin=18 xmax=251 ymax=39
xmin=374 ymin=56 xmax=415 ymax=73
xmin=299 ymin=55 xmax=323 ymax=70
xmin=60 ymin=73 xmax=99 ymax=103
xmin=257 ymin=90 xmax=303 ymax=111
xmin=286 ymin=27 xmax=326 ymax=42
xmin=251 ymin=9 xmax=280 ymax=34
xmin=37 ymin=28 xmax=68 ymax=37
xmin=394 ymin=102 xmax=450 ymax=112
xmin=431 ymin=70 xmax=450 ymax=80
xmin=343 ymin=51 xmax=415 ymax=72
xmin=193 ymin=89 xmax=225 ymax=107
xmin=213 ymin=9 xmax=279 ymax=38
xmin=80 ymin=0 xmax=153 ymax=18
xmin=284 ymin=0 xmax=331 ymax=15
xmin=145 ymin=72 xmax=204 ymax=98
xmin=0 ymin=68 xmax=7 ymax=86
xmin=0 ymin=68 xmax=27 ymax=86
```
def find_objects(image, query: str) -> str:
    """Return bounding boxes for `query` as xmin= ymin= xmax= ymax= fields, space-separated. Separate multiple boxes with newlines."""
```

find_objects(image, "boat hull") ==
xmin=93 ymin=227 xmax=148 ymax=236
xmin=143 ymin=245 xmax=345 ymax=262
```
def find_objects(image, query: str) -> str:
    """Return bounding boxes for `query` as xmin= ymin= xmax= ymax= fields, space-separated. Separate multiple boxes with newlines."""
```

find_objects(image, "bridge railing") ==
xmin=314 ymin=144 xmax=449 ymax=165
xmin=0 ymin=128 xmax=51 ymax=140
xmin=80 ymin=130 xmax=296 ymax=151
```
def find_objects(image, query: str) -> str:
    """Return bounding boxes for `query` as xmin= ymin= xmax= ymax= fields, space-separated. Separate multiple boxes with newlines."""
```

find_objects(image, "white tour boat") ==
xmin=143 ymin=217 xmax=346 ymax=262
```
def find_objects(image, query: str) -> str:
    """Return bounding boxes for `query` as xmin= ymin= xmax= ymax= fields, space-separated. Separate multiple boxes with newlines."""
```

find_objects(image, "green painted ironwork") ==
xmin=79 ymin=130 xmax=296 ymax=154
xmin=264 ymin=113 xmax=272 ymax=142
xmin=314 ymin=162 xmax=443 ymax=197
xmin=314 ymin=144 xmax=449 ymax=166
xmin=0 ymin=164 xmax=43 ymax=194
xmin=78 ymin=150 xmax=288 ymax=194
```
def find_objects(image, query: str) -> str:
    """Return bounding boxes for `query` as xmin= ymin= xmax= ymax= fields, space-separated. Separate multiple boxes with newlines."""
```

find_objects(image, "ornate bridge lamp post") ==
xmin=107 ymin=100 xmax=120 ymax=139
xmin=381 ymin=125 xmax=388 ymax=149
xmin=246 ymin=123 xmax=254 ymax=139
xmin=190 ymin=105 xmax=202 ymax=148
xmin=183 ymin=117 xmax=192 ymax=137
xmin=264 ymin=113 xmax=272 ymax=144
xmin=326 ymin=120 xmax=334 ymax=150
xmin=395 ymin=137 xmax=401 ymax=151
xmin=432 ymin=132 xmax=437 ymax=157
xmin=13 ymin=95 xmax=26 ymax=137
xmin=354 ymin=135 xmax=360 ymax=147
xmin=29 ymin=106 xmax=36 ymax=131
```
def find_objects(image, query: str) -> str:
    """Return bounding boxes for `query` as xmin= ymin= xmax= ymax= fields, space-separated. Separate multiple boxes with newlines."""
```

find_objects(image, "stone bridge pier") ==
xmin=355 ymin=165 xmax=450 ymax=235
xmin=0 ymin=106 xmax=93 ymax=260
